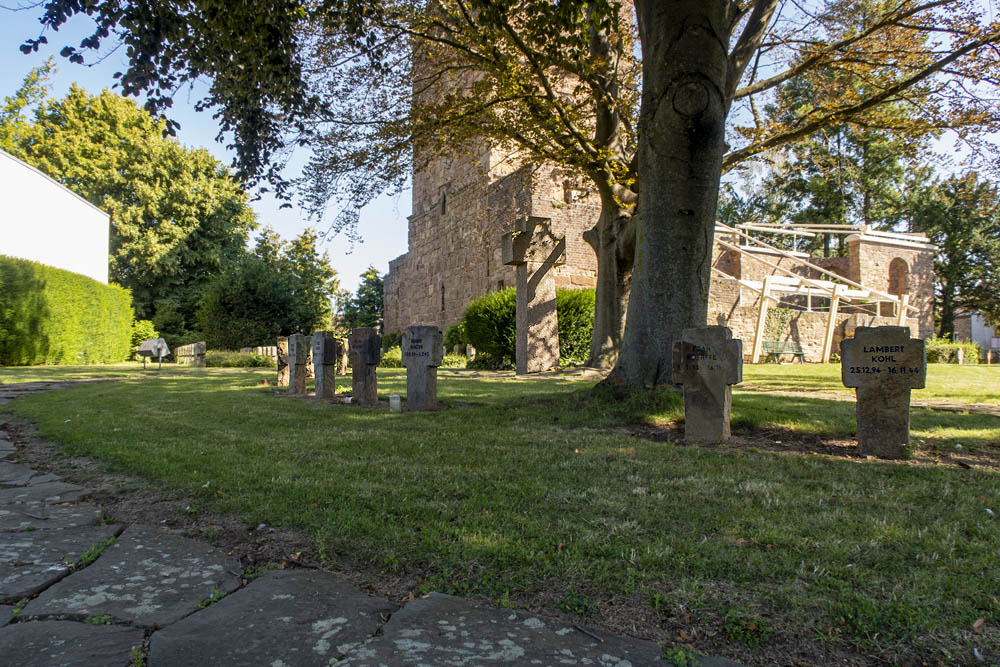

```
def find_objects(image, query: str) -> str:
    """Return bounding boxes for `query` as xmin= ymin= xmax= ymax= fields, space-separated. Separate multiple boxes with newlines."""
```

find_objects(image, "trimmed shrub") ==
xmin=461 ymin=287 xmax=595 ymax=368
xmin=441 ymin=354 xmax=467 ymax=369
xmin=464 ymin=288 xmax=517 ymax=365
xmin=555 ymin=288 xmax=595 ymax=365
xmin=380 ymin=346 xmax=402 ymax=368
xmin=204 ymin=350 xmax=276 ymax=368
xmin=444 ymin=321 xmax=467 ymax=349
xmin=0 ymin=255 xmax=133 ymax=365
xmin=926 ymin=334 xmax=980 ymax=364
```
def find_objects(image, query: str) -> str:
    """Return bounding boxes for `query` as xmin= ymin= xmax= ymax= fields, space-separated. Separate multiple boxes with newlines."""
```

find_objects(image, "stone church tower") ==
xmin=382 ymin=128 xmax=602 ymax=337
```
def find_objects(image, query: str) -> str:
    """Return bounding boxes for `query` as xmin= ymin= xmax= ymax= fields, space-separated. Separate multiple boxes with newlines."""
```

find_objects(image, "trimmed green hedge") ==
xmin=204 ymin=350 xmax=276 ymax=368
xmin=462 ymin=287 xmax=595 ymax=368
xmin=0 ymin=255 xmax=133 ymax=365
xmin=926 ymin=335 xmax=980 ymax=364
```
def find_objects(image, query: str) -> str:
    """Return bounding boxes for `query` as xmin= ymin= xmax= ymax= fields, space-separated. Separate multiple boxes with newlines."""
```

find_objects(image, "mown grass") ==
xmin=1 ymin=364 xmax=998 ymax=663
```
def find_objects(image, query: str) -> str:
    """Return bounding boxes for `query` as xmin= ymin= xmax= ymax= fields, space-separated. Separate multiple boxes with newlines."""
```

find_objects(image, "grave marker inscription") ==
xmin=349 ymin=328 xmax=381 ymax=406
xmin=402 ymin=326 xmax=444 ymax=411
xmin=671 ymin=326 xmax=742 ymax=444
xmin=287 ymin=334 xmax=310 ymax=396
xmin=312 ymin=331 xmax=338 ymax=400
xmin=841 ymin=326 xmax=926 ymax=459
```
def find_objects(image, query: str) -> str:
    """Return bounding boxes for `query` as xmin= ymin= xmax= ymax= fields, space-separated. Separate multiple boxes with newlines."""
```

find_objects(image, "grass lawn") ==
xmin=2 ymin=363 xmax=998 ymax=664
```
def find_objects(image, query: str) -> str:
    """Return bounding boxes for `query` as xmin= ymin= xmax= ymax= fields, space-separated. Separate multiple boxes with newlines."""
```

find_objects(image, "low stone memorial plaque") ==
xmin=137 ymin=338 xmax=170 ymax=370
xmin=841 ymin=326 xmax=926 ymax=459
xmin=402 ymin=325 xmax=444 ymax=411
xmin=671 ymin=326 xmax=742 ymax=444
xmin=349 ymin=327 xmax=382 ymax=406
xmin=276 ymin=337 xmax=289 ymax=387
xmin=312 ymin=331 xmax=338 ymax=400
xmin=287 ymin=334 xmax=310 ymax=396
xmin=175 ymin=341 xmax=206 ymax=367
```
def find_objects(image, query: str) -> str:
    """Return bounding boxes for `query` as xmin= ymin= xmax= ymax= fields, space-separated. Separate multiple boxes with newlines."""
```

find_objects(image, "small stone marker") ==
xmin=349 ymin=327 xmax=381 ymax=406
xmin=137 ymin=338 xmax=170 ymax=370
xmin=841 ymin=326 xmax=926 ymax=459
xmin=175 ymin=341 xmax=206 ymax=367
xmin=402 ymin=325 xmax=444 ymax=411
xmin=502 ymin=216 xmax=566 ymax=374
xmin=276 ymin=337 xmax=289 ymax=387
xmin=287 ymin=334 xmax=310 ymax=395
xmin=312 ymin=331 xmax=338 ymax=399
xmin=671 ymin=326 xmax=743 ymax=444
xmin=336 ymin=337 xmax=349 ymax=375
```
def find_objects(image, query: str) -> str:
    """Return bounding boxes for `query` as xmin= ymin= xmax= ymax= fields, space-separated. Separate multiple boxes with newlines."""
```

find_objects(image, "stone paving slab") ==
xmin=1 ymin=524 xmax=122 ymax=602
xmin=24 ymin=524 xmax=242 ymax=627
xmin=148 ymin=568 xmax=397 ymax=666
xmin=0 ymin=461 xmax=47 ymax=487
xmin=0 ymin=502 xmax=105 ymax=532
xmin=1 ymin=605 xmax=13 ymax=626
xmin=0 ymin=619 xmax=144 ymax=666
xmin=0 ymin=481 xmax=88 ymax=507
xmin=0 ymin=438 xmax=14 ymax=461
xmin=338 ymin=593 xmax=689 ymax=666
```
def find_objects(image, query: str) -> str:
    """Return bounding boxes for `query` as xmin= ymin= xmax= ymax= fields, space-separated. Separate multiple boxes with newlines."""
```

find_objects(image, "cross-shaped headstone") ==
xmin=312 ymin=331 xmax=340 ymax=400
xmin=276 ymin=336 xmax=289 ymax=387
xmin=402 ymin=325 xmax=444 ymax=411
xmin=287 ymin=334 xmax=310 ymax=396
xmin=349 ymin=327 xmax=382 ymax=406
xmin=502 ymin=216 xmax=566 ymax=374
xmin=841 ymin=325 xmax=926 ymax=459
xmin=671 ymin=326 xmax=743 ymax=444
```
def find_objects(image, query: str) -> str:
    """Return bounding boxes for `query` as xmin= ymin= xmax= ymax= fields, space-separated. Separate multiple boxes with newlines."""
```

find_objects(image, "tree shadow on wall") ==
xmin=0 ymin=259 xmax=51 ymax=366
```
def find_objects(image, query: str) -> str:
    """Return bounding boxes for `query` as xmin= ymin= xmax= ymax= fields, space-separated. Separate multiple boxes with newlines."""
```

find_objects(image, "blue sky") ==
xmin=0 ymin=6 xmax=410 ymax=294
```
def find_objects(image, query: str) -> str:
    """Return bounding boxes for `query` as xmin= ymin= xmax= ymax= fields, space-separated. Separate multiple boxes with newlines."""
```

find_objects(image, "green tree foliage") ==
xmin=196 ymin=228 xmax=341 ymax=349
xmin=1 ymin=78 xmax=257 ymax=341
xmin=339 ymin=267 xmax=384 ymax=331
xmin=0 ymin=255 xmax=132 ymax=365
xmin=0 ymin=59 xmax=54 ymax=152
xmin=129 ymin=319 xmax=158 ymax=360
xmin=910 ymin=172 xmax=1000 ymax=336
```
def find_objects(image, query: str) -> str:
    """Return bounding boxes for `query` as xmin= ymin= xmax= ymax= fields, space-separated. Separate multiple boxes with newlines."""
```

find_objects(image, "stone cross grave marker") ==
xmin=276 ymin=337 xmax=289 ymax=387
xmin=312 ymin=331 xmax=339 ymax=400
xmin=502 ymin=216 xmax=566 ymax=374
xmin=349 ymin=327 xmax=381 ymax=406
xmin=671 ymin=326 xmax=743 ymax=444
xmin=402 ymin=325 xmax=444 ymax=411
xmin=287 ymin=334 xmax=310 ymax=396
xmin=841 ymin=325 xmax=926 ymax=459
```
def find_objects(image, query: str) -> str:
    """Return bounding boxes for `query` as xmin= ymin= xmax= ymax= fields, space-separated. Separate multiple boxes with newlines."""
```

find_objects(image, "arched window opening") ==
xmin=883 ymin=257 xmax=910 ymax=317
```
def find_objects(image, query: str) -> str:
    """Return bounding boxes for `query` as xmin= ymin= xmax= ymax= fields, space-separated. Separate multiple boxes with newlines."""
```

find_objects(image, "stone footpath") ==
xmin=0 ymin=382 xmax=736 ymax=666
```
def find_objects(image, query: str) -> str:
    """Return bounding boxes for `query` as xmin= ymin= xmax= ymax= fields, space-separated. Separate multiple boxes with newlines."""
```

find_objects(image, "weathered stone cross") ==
xmin=402 ymin=325 xmax=444 ymax=411
xmin=502 ymin=216 xmax=566 ymax=374
xmin=349 ymin=327 xmax=381 ymax=406
xmin=671 ymin=326 xmax=743 ymax=444
xmin=287 ymin=334 xmax=310 ymax=396
xmin=312 ymin=331 xmax=341 ymax=400
xmin=841 ymin=325 xmax=926 ymax=459
xmin=276 ymin=336 xmax=289 ymax=387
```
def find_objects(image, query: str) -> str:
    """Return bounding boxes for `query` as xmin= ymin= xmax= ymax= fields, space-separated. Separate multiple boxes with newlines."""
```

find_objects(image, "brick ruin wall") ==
xmin=385 ymin=158 xmax=936 ymax=361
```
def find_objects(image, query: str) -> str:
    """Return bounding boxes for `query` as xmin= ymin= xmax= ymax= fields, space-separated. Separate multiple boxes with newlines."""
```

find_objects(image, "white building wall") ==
xmin=0 ymin=149 xmax=110 ymax=284
xmin=970 ymin=312 xmax=999 ymax=351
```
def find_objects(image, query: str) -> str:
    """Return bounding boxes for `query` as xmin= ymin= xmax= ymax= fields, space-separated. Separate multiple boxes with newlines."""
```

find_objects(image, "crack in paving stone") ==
xmin=0 ymin=503 xmax=106 ymax=532
xmin=0 ymin=482 xmax=88 ymax=507
xmin=22 ymin=525 xmax=242 ymax=628
xmin=147 ymin=568 xmax=397 ymax=666
xmin=0 ymin=618 xmax=145 ymax=667
xmin=1 ymin=523 xmax=124 ymax=602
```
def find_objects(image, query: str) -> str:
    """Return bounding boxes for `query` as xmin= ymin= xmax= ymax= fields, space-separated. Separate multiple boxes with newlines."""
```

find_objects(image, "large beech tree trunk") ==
xmin=608 ymin=2 xmax=731 ymax=388
xmin=584 ymin=204 xmax=634 ymax=369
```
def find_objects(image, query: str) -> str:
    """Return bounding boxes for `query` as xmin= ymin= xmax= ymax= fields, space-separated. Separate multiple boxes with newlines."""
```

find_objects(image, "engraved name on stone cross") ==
xmin=841 ymin=326 xmax=926 ymax=459
xmin=276 ymin=336 xmax=289 ymax=387
xmin=287 ymin=334 xmax=310 ymax=395
xmin=402 ymin=325 xmax=444 ymax=411
xmin=501 ymin=216 xmax=566 ymax=375
xmin=312 ymin=331 xmax=338 ymax=400
xmin=348 ymin=327 xmax=382 ymax=406
xmin=671 ymin=327 xmax=743 ymax=444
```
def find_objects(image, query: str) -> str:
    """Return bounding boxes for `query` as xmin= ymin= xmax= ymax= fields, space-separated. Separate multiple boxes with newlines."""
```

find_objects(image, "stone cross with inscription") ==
xmin=276 ymin=336 xmax=289 ymax=387
xmin=349 ymin=327 xmax=382 ymax=406
xmin=502 ymin=216 xmax=566 ymax=374
xmin=841 ymin=326 xmax=926 ymax=459
xmin=402 ymin=325 xmax=444 ymax=411
xmin=287 ymin=334 xmax=310 ymax=396
xmin=311 ymin=331 xmax=339 ymax=400
xmin=671 ymin=326 xmax=743 ymax=444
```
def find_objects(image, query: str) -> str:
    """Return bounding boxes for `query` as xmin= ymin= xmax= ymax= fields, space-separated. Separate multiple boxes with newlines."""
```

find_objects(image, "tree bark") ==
xmin=608 ymin=2 xmax=731 ymax=388
xmin=584 ymin=203 xmax=634 ymax=369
